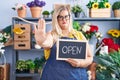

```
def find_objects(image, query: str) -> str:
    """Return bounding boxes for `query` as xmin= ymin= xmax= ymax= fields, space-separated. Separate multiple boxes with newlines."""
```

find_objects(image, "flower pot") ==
xmin=30 ymin=69 xmax=35 ymax=74
xmin=17 ymin=9 xmax=26 ymax=18
xmin=89 ymin=8 xmax=111 ymax=18
xmin=113 ymin=10 xmax=120 ymax=17
xmin=74 ymin=12 xmax=80 ymax=18
xmin=43 ymin=15 xmax=49 ymax=18
xmin=30 ymin=7 xmax=42 ymax=18
xmin=38 ymin=69 xmax=42 ymax=74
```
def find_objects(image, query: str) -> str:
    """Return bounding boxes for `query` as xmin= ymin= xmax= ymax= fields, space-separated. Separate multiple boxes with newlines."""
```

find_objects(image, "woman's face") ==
xmin=57 ymin=9 xmax=70 ymax=30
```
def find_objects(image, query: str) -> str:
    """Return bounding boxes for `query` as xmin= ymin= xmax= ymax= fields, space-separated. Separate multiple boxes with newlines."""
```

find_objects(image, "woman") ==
xmin=34 ymin=4 xmax=93 ymax=80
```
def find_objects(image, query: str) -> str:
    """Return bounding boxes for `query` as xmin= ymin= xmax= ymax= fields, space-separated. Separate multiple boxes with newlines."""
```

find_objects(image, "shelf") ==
xmin=15 ymin=48 xmax=44 ymax=52
xmin=16 ymin=73 xmax=40 ymax=77
xmin=74 ymin=17 xmax=120 ymax=21
xmin=12 ymin=17 xmax=120 ymax=22
xmin=12 ymin=17 xmax=52 ymax=22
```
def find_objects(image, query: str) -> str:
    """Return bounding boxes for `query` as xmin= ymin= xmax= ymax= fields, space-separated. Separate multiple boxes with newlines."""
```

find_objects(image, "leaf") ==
xmin=95 ymin=54 xmax=115 ymax=67
xmin=73 ymin=21 xmax=80 ymax=31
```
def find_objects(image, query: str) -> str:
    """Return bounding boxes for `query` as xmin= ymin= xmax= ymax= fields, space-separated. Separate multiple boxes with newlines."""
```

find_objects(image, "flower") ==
xmin=108 ymin=29 xmax=120 ymax=38
xmin=86 ymin=0 xmax=111 ymax=9
xmin=0 ymin=31 xmax=10 ymax=49
xmin=0 ymin=32 xmax=10 ymax=43
xmin=92 ymin=2 xmax=99 ymax=9
xmin=12 ymin=3 xmax=27 ymax=10
xmin=13 ymin=27 xmax=24 ymax=35
xmin=79 ymin=23 xmax=102 ymax=40
xmin=27 ymin=0 xmax=46 ymax=7
xmin=102 ymin=38 xmax=120 ymax=52
xmin=107 ymin=28 xmax=120 ymax=47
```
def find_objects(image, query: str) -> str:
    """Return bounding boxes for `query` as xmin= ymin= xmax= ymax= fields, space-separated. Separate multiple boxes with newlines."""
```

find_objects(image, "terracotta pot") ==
xmin=17 ymin=9 xmax=26 ymax=18
xmin=30 ymin=7 xmax=42 ymax=18
xmin=114 ymin=10 xmax=120 ymax=17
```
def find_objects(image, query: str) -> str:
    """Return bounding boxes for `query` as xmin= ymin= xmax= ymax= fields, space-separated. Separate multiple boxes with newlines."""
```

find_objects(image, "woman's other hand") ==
xmin=66 ymin=58 xmax=80 ymax=67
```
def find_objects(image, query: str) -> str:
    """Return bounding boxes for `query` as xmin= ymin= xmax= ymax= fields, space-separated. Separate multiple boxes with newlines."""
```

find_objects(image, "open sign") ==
xmin=56 ymin=39 xmax=87 ymax=60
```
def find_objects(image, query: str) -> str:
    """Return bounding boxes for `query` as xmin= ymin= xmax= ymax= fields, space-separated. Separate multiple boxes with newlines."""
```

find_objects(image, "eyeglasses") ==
xmin=57 ymin=15 xmax=70 ymax=21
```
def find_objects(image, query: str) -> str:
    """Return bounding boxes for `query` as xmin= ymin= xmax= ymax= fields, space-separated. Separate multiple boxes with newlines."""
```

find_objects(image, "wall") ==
xmin=0 ymin=0 xmax=66 ymax=29
xmin=0 ymin=0 xmax=118 ymax=29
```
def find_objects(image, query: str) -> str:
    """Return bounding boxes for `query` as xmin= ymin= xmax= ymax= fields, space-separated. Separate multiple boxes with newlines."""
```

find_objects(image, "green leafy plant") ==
xmin=34 ymin=57 xmax=46 ymax=70
xmin=16 ymin=60 xmax=28 ymax=71
xmin=26 ymin=59 xmax=35 ymax=70
xmin=71 ymin=5 xmax=82 ymax=13
xmin=42 ymin=10 xmax=50 ymax=15
xmin=86 ymin=0 xmax=111 ymax=9
xmin=95 ymin=50 xmax=120 ymax=80
xmin=73 ymin=21 xmax=81 ymax=31
xmin=34 ymin=57 xmax=41 ymax=69
xmin=50 ymin=10 xmax=54 ymax=15
xmin=112 ymin=1 xmax=120 ymax=10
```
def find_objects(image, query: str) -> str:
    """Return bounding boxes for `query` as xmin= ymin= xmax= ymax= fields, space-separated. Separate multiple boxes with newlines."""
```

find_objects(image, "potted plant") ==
xmin=34 ymin=57 xmax=41 ymax=72
xmin=26 ymin=59 xmax=35 ymax=73
xmin=50 ymin=10 xmax=54 ymax=17
xmin=42 ymin=10 xmax=50 ymax=18
xmin=26 ymin=0 xmax=46 ymax=18
xmin=112 ymin=1 xmax=120 ymax=17
xmin=12 ymin=3 xmax=27 ymax=18
xmin=16 ymin=60 xmax=28 ymax=73
xmin=71 ymin=5 xmax=82 ymax=18
xmin=95 ymin=50 xmax=120 ymax=80
xmin=73 ymin=21 xmax=81 ymax=31
xmin=38 ymin=66 xmax=43 ymax=74
xmin=86 ymin=0 xmax=111 ymax=18
xmin=34 ymin=57 xmax=46 ymax=73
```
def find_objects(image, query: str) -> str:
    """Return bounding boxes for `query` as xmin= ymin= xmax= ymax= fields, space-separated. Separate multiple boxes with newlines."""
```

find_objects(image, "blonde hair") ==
xmin=51 ymin=4 xmax=73 ymax=42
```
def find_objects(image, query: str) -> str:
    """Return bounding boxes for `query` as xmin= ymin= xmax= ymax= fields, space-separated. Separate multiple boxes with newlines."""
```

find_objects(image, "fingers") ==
xmin=38 ymin=18 xmax=46 ymax=30
xmin=34 ymin=19 xmax=46 ymax=34
xmin=66 ymin=58 xmax=80 ymax=67
xmin=34 ymin=24 xmax=37 ymax=31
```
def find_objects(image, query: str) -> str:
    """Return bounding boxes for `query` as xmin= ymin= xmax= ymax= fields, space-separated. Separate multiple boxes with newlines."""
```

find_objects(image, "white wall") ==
xmin=0 ymin=0 xmax=66 ymax=29
xmin=0 ymin=0 xmax=118 ymax=29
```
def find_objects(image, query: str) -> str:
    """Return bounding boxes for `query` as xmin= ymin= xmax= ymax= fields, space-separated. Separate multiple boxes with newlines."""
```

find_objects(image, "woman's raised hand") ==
xmin=34 ymin=19 xmax=46 ymax=44
xmin=35 ymin=19 xmax=46 ymax=34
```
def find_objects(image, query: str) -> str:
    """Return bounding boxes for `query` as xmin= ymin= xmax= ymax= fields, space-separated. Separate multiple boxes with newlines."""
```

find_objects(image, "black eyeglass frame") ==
xmin=57 ymin=14 xmax=70 ymax=21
